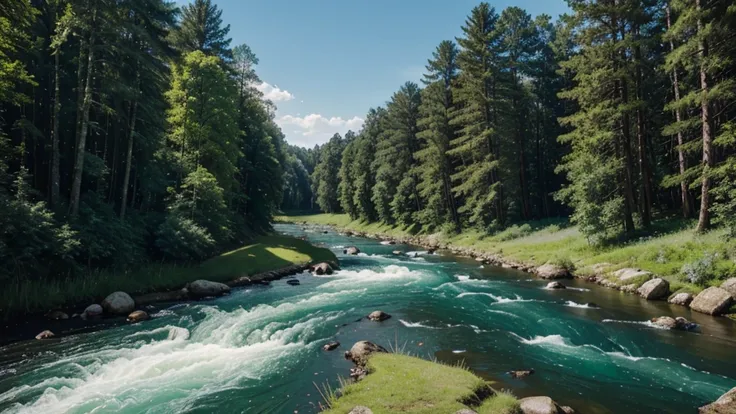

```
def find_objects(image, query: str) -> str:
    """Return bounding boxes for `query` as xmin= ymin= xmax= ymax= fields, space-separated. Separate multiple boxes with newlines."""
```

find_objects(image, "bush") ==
xmin=496 ymin=223 xmax=533 ymax=241
xmin=681 ymin=252 xmax=719 ymax=286
xmin=155 ymin=214 xmax=216 ymax=262
xmin=551 ymin=255 xmax=576 ymax=272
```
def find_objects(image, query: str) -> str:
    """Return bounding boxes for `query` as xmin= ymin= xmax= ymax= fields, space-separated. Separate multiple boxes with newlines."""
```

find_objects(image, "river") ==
xmin=1 ymin=223 xmax=735 ymax=413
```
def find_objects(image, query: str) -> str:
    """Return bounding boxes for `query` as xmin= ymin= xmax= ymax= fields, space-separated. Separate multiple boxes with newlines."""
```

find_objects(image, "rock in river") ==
xmin=187 ymin=280 xmax=231 ymax=298
xmin=637 ymin=278 xmax=670 ymax=300
xmin=45 ymin=310 xmax=69 ymax=320
xmin=101 ymin=291 xmax=135 ymax=315
xmin=344 ymin=341 xmax=387 ymax=366
xmin=519 ymin=396 xmax=565 ymax=414
xmin=668 ymin=292 xmax=694 ymax=306
xmin=535 ymin=263 xmax=570 ymax=279
xmin=286 ymin=279 xmax=300 ymax=286
xmin=323 ymin=341 xmax=340 ymax=351
xmin=700 ymin=386 xmax=736 ymax=413
xmin=127 ymin=310 xmax=149 ymax=323
xmin=367 ymin=310 xmax=391 ymax=321
xmin=35 ymin=330 xmax=55 ymax=340
xmin=651 ymin=316 xmax=698 ymax=331
xmin=310 ymin=262 xmax=333 ymax=275
xmin=546 ymin=281 xmax=566 ymax=290
xmin=509 ymin=369 xmax=535 ymax=378
xmin=344 ymin=246 xmax=360 ymax=255
xmin=690 ymin=287 xmax=734 ymax=315
xmin=82 ymin=304 xmax=103 ymax=319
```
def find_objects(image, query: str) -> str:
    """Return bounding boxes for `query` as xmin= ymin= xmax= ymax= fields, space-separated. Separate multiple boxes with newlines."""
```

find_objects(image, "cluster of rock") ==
xmin=650 ymin=316 xmax=697 ymax=331
xmin=700 ymin=386 xmax=736 ymax=413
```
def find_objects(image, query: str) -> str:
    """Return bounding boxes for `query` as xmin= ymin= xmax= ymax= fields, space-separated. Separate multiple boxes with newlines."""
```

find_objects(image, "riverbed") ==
xmin=1 ymin=223 xmax=735 ymax=413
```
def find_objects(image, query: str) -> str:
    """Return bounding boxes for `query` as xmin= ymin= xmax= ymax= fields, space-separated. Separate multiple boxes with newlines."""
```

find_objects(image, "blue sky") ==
xmin=181 ymin=0 xmax=570 ymax=148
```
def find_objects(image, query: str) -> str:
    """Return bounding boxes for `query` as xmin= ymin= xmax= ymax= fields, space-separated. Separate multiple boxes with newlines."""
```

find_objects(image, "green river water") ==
xmin=1 ymin=223 xmax=735 ymax=413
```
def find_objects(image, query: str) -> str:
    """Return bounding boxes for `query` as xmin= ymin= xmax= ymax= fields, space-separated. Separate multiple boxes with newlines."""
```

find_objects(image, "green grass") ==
xmin=322 ymin=353 xmax=517 ymax=414
xmin=279 ymin=214 xmax=736 ymax=295
xmin=1 ymin=235 xmax=336 ymax=318
xmin=477 ymin=391 xmax=522 ymax=414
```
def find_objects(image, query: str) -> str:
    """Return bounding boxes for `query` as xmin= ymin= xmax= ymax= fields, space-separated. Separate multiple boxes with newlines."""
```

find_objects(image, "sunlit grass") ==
xmin=321 ymin=353 xmax=509 ymax=414
xmin=1 ymin=235 xmax=336 ymax=318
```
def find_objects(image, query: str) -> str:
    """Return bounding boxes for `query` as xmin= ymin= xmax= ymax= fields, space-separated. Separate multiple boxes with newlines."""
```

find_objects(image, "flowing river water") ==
xmin=1 ymin=223 xmax=735 ymax=413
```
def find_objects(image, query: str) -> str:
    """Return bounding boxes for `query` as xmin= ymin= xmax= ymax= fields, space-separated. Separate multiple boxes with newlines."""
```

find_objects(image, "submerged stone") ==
xmin=127 ymin=310 xmax=149 ymax=323
xmin=367 ymin=310 xmax=391 ymax=321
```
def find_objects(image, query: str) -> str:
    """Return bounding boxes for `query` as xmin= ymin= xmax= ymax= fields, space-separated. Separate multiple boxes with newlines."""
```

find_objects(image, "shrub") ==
xmin=155 ymin=214 xmax=215 ymax=261
xmin=681 ymin=252 xmax=719 ymax=286
xmin=551 ymin=255 xmax=576 ymax=272
xmin=496 ymin=223 xmax=533 ymax=241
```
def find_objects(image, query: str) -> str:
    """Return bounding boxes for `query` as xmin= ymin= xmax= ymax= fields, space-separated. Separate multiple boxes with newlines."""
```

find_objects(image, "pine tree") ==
xmin=313 ymin=133 xmax=344 ymax=213
xmin=372 ymin=82 xmax=422 ymax=225
xmin=338 ymin=140 xmax=358 ymax=219
xmin=170 ymin=0 xmax=233 ymax=63
xmin=417 ymin=40 xmax=460 ymax=229
xmin=450 ymin=3 xmax=503 ymax=230
xmin=351 ymin=107 xmax=385 ymax=221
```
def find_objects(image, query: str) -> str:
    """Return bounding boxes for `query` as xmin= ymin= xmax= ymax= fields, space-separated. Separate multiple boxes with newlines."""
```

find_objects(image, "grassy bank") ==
xmin=1 ymin=235 xmax=336 ymax=318
xmin=322 ymin=353 xmax=520 ymax=414
xmin=278 ymin=214 xmax=736 ymax=297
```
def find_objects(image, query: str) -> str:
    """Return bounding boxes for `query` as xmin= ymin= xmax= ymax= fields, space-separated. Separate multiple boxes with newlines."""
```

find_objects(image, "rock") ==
xmin=650 ymin=316 xmax=678 ymax=329
xmin=101 ymin=291 xmax=135 ymax=315
xmin=535 ymin=263 xmax=570 ymax=280
xmin=455 ymin=410 xmax=478 ymax=414
xmin=322 ymin=230 xmax=329 ymax=234
xmin=721 ymin=278 xmax=736 ymax=298
xmin=637 ymin=278 xmax=670 ymax=300
xmin=700 ymin=386 xmax=736 ymax=413
xmin=344 ymin=341 xmax=387 ymax=366
xmin=127 ymin=310 xmax=149 ymax=323
xmin=509 ymin=369 xmax=535 ymax=378
xmin=380 ymin=240 xmax=396 ymax=245
xmin=311 ymin=262 xmax=333 ymax=275
xmin=560 ymin=407 xmax=576 ymax=414
xmin=392 ymin=250 xmax=402 ymax=255
xmin=187 ymin=280 xmax=231 ymax=298
xmin=519 ymin=396 xmax=564 ymax=414
xmin=546 ymin=281 xmax=566 ymax=290
xmin=620 ymin=284 xmax=638 ymax=293
xmin=45 ymin=310 xmax=69 ymax=320
xmin=323 ymin=341 xmax=340 ymax=351
xmin=675 ymin=316 xmax=698 ymax=331
xmin=348 ymin=406 xmax=373 ymax=414
xmin=690 ymin=287 xmax=734 ymax=315
xmin=82 ymin=304 xmax=103 ymax=319
xmin=350 ymin=367 xmax=368 ymax=381
xmin=367 ymin=310 xmax=391 ymax=321
xmin=286 ymin=279 xmax=300 ymax=286
xmin=585 ymin=302 xmax=599 ymax=308
xmin=344 ymin=246 xmax=360 ymax=255
xmin=668 ymin=292 xmax=694 ymax=306
xmin=35 ymin=330 xmax=55 ymax=340
xmin=428 ymin=249 xmax=436 ymax=255
xmin=612 ymin=268 xmax=652 ymax=282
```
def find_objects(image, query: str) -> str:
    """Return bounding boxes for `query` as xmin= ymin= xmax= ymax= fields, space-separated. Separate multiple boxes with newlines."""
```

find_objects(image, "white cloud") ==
xmin=277 ymin=113 xmax=365 ymax=147
xmin=255 ymin=82 xmax=294 ymax=102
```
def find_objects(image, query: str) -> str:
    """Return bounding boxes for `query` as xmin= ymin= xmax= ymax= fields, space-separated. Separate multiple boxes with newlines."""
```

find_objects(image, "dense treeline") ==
xmin=306 ymin=0 xmax=736 ymax=245
xmin=0 ymin=0 xmax=299 ymax=281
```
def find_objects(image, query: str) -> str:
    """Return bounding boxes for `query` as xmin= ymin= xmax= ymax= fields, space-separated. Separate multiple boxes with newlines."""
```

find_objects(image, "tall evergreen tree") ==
xmin=170 ymin=0 xmax=233 ymax=63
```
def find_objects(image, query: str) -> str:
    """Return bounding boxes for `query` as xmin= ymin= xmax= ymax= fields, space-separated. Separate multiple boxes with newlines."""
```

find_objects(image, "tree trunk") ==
xmin=696 ymin=0 xmax=712 ymax=233
xmin=666 ymin=4 xmax=692 ymax=219
xmin=69 ymin=7 xmax=96 ymax=216
xmin=120 ymin=72 xmax=140 ymax=220
xmin=50 ymin=50 xmax=61 ymax=207
xmin=634 ymin=34 xmax=652 ymax=228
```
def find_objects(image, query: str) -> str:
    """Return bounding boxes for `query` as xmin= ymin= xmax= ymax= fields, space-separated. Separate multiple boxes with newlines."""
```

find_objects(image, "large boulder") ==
xmin=612 ymin=268 xmax=652 ymax=283
xmin=101 ymin=291 xmax=135 ymax=315
xmin=668 ymin=292 xmax=694 ymax=307
xmin=344 ymin=246 xmax=360 ymax=255
xmin=690 ymin=287 xmax=734 ymax=315
xmin=519 ymin=396 xmax=564 ymax=414
xmin=367 ymin=310 xmax=391 ymax=321
xmin=344 ymin=341 xmax=387 ymax=366
xmin=637 ymin=278 xmax=670 ymax=300
xmin=721 ymin=278 xmax=736 ymax=298
xmin=700 ymin=386 xmax=736 ymax=414
xmin=310 ymin=262 xmax=333 ymax=275
xmin=187 ymin=280 xmax=230 ymax=298
xmin=535 ymin=264 xmax=570 ymax=280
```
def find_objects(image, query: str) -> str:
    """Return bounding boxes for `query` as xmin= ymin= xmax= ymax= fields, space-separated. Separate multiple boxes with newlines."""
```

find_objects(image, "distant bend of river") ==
xmin=1 ymin=223 xmax=735 ymax=413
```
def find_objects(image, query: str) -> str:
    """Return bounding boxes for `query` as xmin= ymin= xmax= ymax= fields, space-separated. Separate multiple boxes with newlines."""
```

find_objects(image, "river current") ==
xmin=1 ymin=223 xmax=735 ymax=413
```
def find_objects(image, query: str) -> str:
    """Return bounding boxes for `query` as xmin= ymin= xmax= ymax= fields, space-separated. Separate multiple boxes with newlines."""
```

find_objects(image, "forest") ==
xmin=0 ymin=0 xmax=315 ymax=285
xmin=299 ymin=0 xmax=736 ymax=247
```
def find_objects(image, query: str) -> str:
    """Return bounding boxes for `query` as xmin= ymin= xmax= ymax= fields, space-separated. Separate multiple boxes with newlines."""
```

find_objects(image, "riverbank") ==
xmin=0 ymin=235 xmax=337 ymax=321
xmin=276 ymin=214 xmax=736 ymax=318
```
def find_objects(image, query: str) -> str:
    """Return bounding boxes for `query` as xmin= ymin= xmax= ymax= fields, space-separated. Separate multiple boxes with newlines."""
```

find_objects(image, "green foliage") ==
xmin=313 ymin=133 xmax=345 ymax=213
xmin=680 ymin=252 xmax=720 ymax=286
xmin=170 ymin=0 xmax=233 ymax=62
